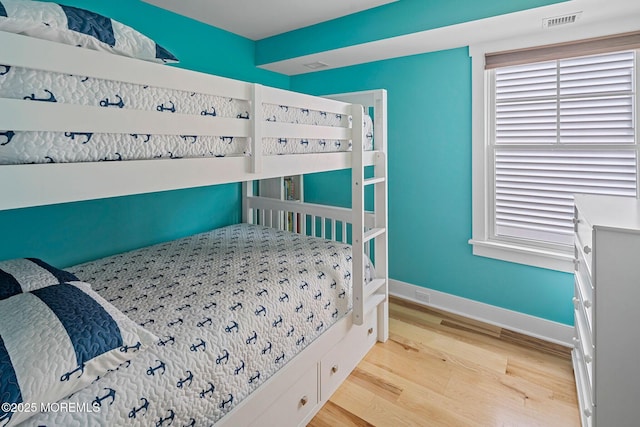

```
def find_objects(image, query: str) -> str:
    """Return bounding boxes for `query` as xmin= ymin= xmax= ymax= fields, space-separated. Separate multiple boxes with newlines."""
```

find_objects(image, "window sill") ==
xmin=468 ymin=239 xmax=575 ymax=273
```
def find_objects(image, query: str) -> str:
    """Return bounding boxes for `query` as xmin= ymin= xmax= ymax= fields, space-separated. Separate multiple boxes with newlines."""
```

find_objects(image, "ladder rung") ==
xmin=364 ymin=177 xmax=386 ymax=186
xmin=363 ymin=227 xmax=386 ymax=243
xmin=364 ymin=278 xmax=386 ymax=299
xmin=363 ymin=293 xmax=386 ymax=315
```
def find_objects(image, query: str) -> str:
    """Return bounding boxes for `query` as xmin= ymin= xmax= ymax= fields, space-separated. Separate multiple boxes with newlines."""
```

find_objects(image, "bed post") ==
xmin=251 ymin=84 xmax=263 ymax=174
xmin=374 ymin=89 xmax=389 ymax=343
xmin=351 ymin=104 xmax=366 ymax=326
xmin=242 ymin=181 xmax=255 ymax=225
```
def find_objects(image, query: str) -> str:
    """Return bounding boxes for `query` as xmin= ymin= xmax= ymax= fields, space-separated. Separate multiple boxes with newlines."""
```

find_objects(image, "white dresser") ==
xmin=573 ymin=194 xmax=640 ymax=427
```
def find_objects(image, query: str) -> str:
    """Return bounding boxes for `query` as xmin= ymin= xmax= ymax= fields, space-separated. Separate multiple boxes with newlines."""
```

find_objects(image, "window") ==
xmin=493 ymin=51 xmax=637 ymax=247
xmin=470 ymin=33 xmax=640 ymax=272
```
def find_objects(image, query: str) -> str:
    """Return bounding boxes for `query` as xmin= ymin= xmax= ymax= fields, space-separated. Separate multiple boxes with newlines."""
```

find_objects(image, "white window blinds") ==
xmin=493 ymin=50 xmax=637 ymax=247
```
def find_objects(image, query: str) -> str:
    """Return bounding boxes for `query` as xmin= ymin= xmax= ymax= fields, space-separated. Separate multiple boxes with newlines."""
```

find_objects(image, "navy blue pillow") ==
xmin=60 ymin=4 xmax=116 ymax=47
xmin=0 ymin=258 xmax=78 ymax=300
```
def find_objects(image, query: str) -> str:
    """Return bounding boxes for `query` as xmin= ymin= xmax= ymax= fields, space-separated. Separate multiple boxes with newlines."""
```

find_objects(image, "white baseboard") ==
xmin=389 ymin=279 xmax=574 ymax=347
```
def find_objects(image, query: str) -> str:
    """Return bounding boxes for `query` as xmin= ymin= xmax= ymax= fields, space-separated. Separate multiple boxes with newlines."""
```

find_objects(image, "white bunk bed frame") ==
xmin=0 ymin=31 xmax=388 ymax=426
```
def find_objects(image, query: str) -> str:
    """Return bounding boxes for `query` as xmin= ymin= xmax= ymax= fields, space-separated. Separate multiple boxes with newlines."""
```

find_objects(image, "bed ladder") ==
xmin=350 ymin=92 xmax=388 ymax=342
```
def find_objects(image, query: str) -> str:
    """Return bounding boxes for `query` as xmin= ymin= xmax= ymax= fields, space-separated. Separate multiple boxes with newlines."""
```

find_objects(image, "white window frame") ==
xmin=469 ymin=34 xmax=640 ymax=273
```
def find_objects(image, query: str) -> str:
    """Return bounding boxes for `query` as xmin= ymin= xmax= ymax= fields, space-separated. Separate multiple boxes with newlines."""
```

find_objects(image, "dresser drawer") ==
xmin=574 ymin=207 xmax=593 ymax=274
xmin=251 ymin=364 xmax=318 ymax=427
xmin=573 ymin=292 xmax=594 ymax=396
xmin=572 ymin=346 xmax=594 ymax=427
xmin=320 ymin=309 xmax=377 ymax=401
xmin=574 ymin=265 xmax=593 ymax=334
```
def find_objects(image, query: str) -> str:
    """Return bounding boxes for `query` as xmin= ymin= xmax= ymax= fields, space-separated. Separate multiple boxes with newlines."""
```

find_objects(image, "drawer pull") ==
xmin=368 ymin=327 xmax=374 ymax=335
xmin=583 ymin=300 xmax=592 ymax=309
xmin=572 ymin=337 xmax=580 ymax=346
xmin=585 ymin=354 xmax=593 ymax=364
xmin=331 ymin=365 xmax=339 ymax=374
xmin=584 ymin=407 xmax=592 ymax=417
xmin=572 ymin=297 xmax=580 ymax=309
xmin=583 ymin=245 xmax=592 ymax=254
xmin=300 ymin=396 xmax=308 ymax=406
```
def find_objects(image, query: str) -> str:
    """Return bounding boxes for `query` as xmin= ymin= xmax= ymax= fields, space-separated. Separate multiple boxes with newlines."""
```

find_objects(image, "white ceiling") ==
xmin=142 ymin=0 xmax=398 ymax=40
xmin=258 ymin=0 xmax=640 ymax=75
xmin=142 ymin=0 xmax=640 ymax=75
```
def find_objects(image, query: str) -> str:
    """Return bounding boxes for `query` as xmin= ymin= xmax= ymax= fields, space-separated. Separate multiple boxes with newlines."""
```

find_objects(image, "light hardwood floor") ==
xmin=309 ymin=297 xmax=580 ymax=427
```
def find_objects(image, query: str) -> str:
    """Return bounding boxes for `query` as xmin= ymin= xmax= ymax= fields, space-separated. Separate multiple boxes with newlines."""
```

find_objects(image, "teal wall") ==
xmin=0 ymin=185 xmax=240 ymax=268
xmin=0 ymin=0 xmax=286 ymax=268
xmin=292 ymin=49 xmax=574 ymax=325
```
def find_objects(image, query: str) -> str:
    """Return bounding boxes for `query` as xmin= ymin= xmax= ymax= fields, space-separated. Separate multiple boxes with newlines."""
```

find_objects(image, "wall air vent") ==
xmin=303 ymin=61 xmax=329 ymax=70
xmin=543 ymin=12 xmax=582 ymax=28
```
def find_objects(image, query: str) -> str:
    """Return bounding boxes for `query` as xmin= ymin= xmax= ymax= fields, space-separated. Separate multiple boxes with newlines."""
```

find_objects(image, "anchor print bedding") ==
xmin=0 ymin=65 xmax=373 ymax=164
xmin=19 ymin=224 xmax=368 ymax=426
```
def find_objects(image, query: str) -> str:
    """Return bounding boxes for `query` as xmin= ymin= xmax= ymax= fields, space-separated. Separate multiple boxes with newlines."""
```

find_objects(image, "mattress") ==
xmin=20 ymin=224 xmax=368 ymax=426
xmin=0 ymin=65 xmax=374 ymax=164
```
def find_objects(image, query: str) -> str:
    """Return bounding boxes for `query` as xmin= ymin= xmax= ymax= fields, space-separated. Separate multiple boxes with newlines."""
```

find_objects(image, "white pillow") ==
xmin=0 ymin=0 xmax=178 ymax=64
xmin=0 ymin=281 xmax=156 ymax=426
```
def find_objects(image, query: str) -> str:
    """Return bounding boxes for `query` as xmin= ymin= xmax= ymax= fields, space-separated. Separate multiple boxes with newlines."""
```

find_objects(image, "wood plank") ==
xmin=390 ymin=317 xmax=509 ymax=375
xmin=364 ymin=338 xmax=452 ymax=395
xmin=309 ymin=401 xmax=373 ymax=427
xmin=308 ymin=298 xmax=580 ymax=426
xmin=358 ymin=359 xmax=485 ymax=427
xmin=500 ymin=328 xmax=572 ymax=359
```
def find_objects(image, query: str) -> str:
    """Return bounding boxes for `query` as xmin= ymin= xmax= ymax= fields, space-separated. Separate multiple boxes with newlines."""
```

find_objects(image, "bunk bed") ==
xmin=0 ymin=11 xmax=388 ymax=427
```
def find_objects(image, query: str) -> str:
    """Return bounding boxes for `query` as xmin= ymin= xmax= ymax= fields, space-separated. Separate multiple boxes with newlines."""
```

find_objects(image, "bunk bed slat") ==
xmin=0 ymin=99 xmax=251 ymax=136
xmin=331 ymin=219 xmax=336 ymax=242
xmin=261 ymin=86 xmax=351 ymax=115
xmin=262 ymin=122 xmax=351 ymax=140
xmin=342 ymin=222 xmax=347 ymax=244
xmin=0 ymin=157 xmax=254 ymax=210
xmin=0 ymin=153 xmax=377 ymax=211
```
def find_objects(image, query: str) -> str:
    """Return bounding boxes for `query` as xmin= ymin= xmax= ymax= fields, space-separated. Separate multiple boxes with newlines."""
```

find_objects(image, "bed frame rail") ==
xmin=0 ymin=31 xmax=373 ymax=211
xmin=245 ymin=196 xmax=375 ymax=241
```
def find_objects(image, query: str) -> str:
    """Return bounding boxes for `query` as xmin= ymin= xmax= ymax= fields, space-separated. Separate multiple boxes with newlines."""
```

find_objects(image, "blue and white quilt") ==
xmin=0 ymin=65 xmax=373 ymax=164
xmin=20 ymin=224 xmax=366 ymax=426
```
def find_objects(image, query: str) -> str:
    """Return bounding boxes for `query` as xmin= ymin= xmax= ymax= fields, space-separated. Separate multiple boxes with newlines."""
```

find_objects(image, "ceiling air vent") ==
xmin=543 ymin=12 xmax=582 ymax=28
xmin=303 ymin=61 xmax=329 ymax=70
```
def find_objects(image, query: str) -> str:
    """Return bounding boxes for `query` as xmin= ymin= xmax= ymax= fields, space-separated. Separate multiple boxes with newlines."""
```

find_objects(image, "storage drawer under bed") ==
xmin=249 ymin=359 xmax=319 ymax=427
xmin=320 ymin=308 xmax=378 ymax=401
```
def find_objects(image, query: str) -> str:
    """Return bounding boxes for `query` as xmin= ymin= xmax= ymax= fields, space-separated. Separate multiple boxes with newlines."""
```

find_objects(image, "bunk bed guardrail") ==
xmin=0 ymin=32 xmax=383 ymax=211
